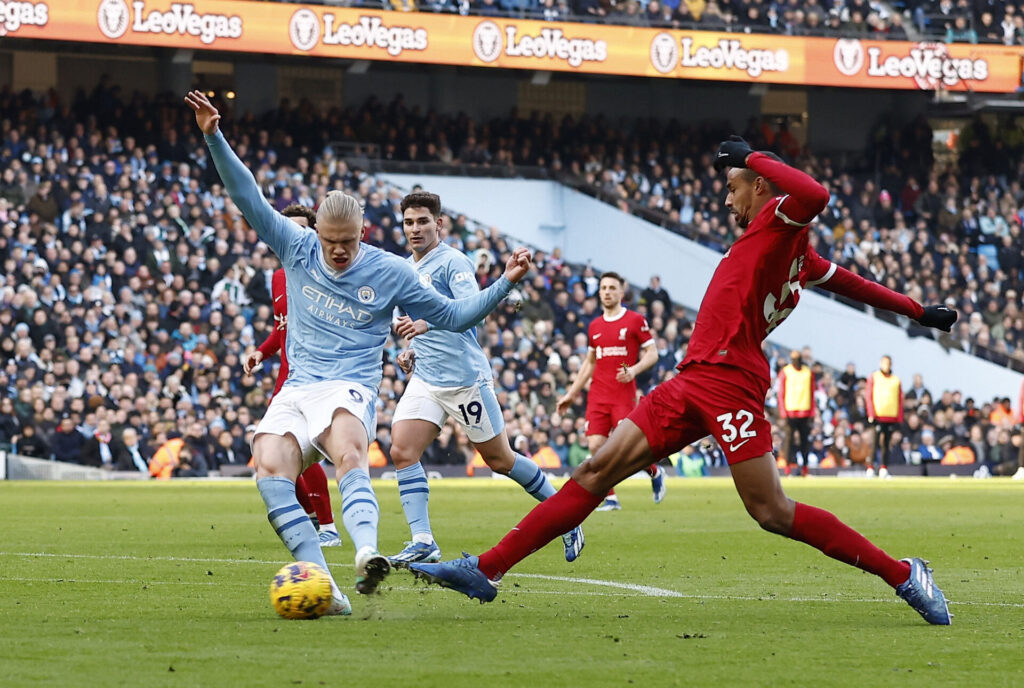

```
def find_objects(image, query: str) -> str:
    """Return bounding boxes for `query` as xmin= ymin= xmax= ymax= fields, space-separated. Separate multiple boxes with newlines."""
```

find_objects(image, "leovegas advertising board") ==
xmin=3 ymin=0 xmax=1021 ymax=92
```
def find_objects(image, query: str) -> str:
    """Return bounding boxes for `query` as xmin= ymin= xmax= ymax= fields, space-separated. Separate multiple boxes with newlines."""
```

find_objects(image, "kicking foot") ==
xmin=354 ymin=546 xmax=391 ymax=595
xmin=388 ymin=541 xmax=442 ymax=568
xmin=322 ymin=593 xmax=352 ymax=616
xmin=895 ymin=557 xmax=951 ymax=625
xmin=409 ymin=553 xmax=498 ymax=603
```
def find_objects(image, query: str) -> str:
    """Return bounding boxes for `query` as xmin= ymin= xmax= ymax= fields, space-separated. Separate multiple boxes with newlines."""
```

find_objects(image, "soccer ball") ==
xmin=269 ymin=562 xmax=333 ymax=620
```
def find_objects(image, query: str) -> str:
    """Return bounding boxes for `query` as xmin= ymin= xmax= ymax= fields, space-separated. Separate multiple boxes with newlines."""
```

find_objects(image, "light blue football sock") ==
xmin=339 ymin=468 xmax=380 ymax=554
xmin=508 ymin=453 xmax=557 ymax=502
xmin=396 ymin=462 xmax=432 ymax=541
xmin=258 ymin=476 xmax=341 ymax=597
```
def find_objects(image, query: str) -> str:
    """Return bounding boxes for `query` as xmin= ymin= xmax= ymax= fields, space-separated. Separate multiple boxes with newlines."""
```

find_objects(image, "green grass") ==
xmin=1 ymin=478 xmax=1022 ymax=687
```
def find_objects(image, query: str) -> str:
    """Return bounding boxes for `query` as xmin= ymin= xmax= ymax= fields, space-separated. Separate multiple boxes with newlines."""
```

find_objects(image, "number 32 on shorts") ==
xmin=716 ymin=410 xmax=757 ymax=451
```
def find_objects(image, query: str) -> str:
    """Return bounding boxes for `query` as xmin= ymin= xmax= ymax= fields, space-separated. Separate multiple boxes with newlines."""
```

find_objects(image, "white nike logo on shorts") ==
xmin=729 ymin=439 xmax=751 ymax=452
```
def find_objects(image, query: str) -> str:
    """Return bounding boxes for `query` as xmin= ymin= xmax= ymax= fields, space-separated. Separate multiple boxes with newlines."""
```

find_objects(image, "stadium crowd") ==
xmin=1 ymin=84 xmax=1022 ymax=480
xmin=290 ymin=0 xmax=1024 ymax=44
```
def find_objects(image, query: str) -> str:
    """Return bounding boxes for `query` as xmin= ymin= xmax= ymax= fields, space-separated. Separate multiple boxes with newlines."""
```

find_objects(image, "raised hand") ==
xmin=917 ymin=305 xmax=957 ymax=333
xmin=503 ymin=247 xmax=532 ymax=284
xmin=184 ymin=90 xmax=222 ymax=136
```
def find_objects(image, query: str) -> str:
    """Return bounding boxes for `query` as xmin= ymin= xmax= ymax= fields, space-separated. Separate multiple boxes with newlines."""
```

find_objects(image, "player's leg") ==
xmin=253 ymin=420 xmax=351 ymax=615
xmin=388 ymin=416 xmax=443 ymax=565
xmin=319 ymin=409 xmax=389 ymax=594
xmin=408 ymin=374 xmax=701 ymax=599
xmin=729 ymin=453 xmax=949 ymax=624
xmin=474 ymin=429 xmax=585 ymax=563
xmin=303 ymin=461 xmax=341 ymax=546
xmin=586 ymin=433 xmax=620 ymax=510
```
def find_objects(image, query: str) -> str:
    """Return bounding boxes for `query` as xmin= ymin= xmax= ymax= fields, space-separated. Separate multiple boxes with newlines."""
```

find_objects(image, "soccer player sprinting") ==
xmin=410 ymin=136 xmax=958 ymax=625
xmin=186 ymin=91 xmax=532 ymax=615
xmin=386 ymin=192 xmax=584 ymax=566
xmin=243 ymin=204 xmax=342 ymax=548
xmin=555 ymin=271 xmax=665 ymax=511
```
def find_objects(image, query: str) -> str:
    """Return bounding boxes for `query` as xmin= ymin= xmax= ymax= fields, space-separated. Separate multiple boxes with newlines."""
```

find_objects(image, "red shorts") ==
xmin=628 ymin=363 xmax=772 ymax=465
xmin=585 ymin=399 xmax=637 ymax=438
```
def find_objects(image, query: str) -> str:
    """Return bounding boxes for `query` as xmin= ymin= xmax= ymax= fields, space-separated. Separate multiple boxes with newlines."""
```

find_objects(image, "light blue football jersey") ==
xmin=406 ymin=243 xmax=492 ymax=388
xmin=205 ymin=130 xmax=512 ymax=393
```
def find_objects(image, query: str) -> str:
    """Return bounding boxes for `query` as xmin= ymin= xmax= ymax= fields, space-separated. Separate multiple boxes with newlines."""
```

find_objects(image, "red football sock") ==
xmin=301 ymin=462 xmax=334 ymax=526
xmin=294 ymin=474 xmax=315 ymax=517
xmin=478 ymin=479 xmax=603 ymax=579
xmin=788 ymin=502 xmax=911 ymax=588
xmin=645 ymin=464 xmax=658 ymax=477
xmin=606 ymin=488 xmax=616 ymax=497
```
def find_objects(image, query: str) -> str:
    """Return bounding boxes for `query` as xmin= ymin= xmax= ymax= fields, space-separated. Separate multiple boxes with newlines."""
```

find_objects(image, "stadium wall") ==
xmin=381 ymin=173 xmax=1023 ymax=402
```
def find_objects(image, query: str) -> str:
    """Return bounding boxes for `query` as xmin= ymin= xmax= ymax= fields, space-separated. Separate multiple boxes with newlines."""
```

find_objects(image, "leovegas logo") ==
xmin=0 ymin=0 xmax=48 ymax=35
xmin=97 ymin=0 xmax=242 ymax=44
xmin=679 ymin=38 xmax=788 ymax=78
xmin=290 ymin=13 xmax=427 ymax=55
xmin=868 ymin=42 xmax=988 ymax=89
xmin=472 ymin=20 xmax=608 ymax=68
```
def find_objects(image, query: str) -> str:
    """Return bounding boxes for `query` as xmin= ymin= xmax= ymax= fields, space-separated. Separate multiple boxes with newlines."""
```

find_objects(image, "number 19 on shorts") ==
xmin=459 ymin=401 xmax=483 ymax=426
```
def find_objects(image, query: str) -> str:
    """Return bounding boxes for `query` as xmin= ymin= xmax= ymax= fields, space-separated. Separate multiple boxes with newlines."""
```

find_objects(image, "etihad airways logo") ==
xmin=0 ymin=0 xmax=48 ymax=36
xmin=472 ymin=20 xmax=608 ymax=68
xmin=97 ymin=0 xmax=242 ymax=44
xmin=302 ymin=285 xmax=373 ymax=327
xmin=831 ymin=39 xmax=989 ymax=89
xmin=289 ymin=12 xmax=428 ymax=55
xmin=649 ymin=33 xmax=788 ymax=78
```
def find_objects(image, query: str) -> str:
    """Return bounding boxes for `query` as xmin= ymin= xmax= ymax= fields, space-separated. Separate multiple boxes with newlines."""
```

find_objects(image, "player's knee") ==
xmin=745 ymin=498 xmax=791 ymax=535
xmin=481 ymin=451 xmax=515 ymax=474
xmin=334 ymin=448 xmax=366 ymax=475
xmin=389 ymin=444 xmax=415 ymax=469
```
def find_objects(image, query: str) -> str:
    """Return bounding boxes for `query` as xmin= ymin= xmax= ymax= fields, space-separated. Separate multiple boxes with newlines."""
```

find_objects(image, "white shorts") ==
xmin=393 ymin=377 xmax=504 ymax=444
xmin=255 ymin=379 xmax=377 ymax=471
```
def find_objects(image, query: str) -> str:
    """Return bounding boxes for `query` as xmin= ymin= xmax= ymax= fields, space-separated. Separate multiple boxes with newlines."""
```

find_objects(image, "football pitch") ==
xmin=2 ymin=478 xmax=1022 ymax=688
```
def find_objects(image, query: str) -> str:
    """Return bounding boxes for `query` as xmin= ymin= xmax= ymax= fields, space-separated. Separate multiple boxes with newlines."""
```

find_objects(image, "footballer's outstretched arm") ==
xmin=186 ymin=91 xmax=298 ymax=261
xmin=396 ymin=248 xmax=530 ymax=336
xmin=806 ymin=251 xmax=956 ymax=331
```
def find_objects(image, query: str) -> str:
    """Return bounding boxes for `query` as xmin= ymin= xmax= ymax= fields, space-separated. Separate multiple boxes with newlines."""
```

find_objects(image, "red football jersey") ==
xmin=681 ymin=152 xmax=923 ymax=386
xmin=256 ymin=268 xmax=289 ymax=397
xmin=587 ymin=308 xmax=653 ymax=406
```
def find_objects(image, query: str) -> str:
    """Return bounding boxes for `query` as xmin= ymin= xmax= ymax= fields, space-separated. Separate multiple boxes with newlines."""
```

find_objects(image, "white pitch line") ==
xmin=514 ymin=573 xmax=685 ymax=598
xmin=1 ymin=551 xmax=1021 ymax=608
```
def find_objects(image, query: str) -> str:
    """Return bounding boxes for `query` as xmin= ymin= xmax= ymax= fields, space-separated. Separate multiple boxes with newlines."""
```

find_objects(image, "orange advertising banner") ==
xmin=4 ymin=0 xmax=1022 ymax=92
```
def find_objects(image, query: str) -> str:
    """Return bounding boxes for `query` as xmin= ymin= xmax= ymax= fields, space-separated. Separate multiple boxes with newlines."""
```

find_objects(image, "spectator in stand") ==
xmin=117 ymin=427 xmax=151 ymax=473
xmin=16 ymin=423 xmax=49 ymax=459
xmin=52 ymin=414 xmax=86 ymax=464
